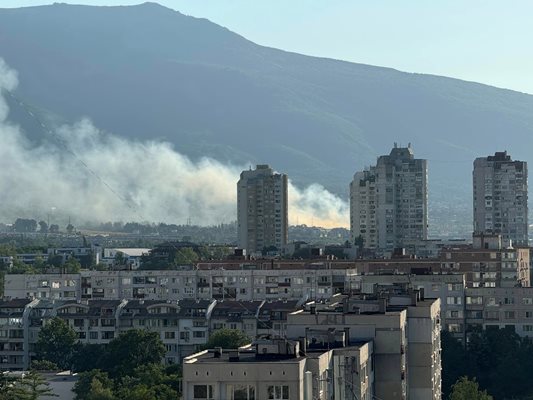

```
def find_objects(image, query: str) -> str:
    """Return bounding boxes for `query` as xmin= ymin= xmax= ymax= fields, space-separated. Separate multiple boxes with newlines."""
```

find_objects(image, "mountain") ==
xmin=1 ymin=2 xmax=533 ymax=234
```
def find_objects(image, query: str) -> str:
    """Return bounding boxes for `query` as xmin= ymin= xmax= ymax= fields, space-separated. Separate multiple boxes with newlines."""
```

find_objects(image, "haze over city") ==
xmin=0 ymin=3 xmax=533 ymax=399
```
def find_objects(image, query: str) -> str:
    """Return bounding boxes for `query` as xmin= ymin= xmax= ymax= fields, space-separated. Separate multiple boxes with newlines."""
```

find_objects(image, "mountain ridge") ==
xmin=1 ymin=2 xmax=533 ymax=235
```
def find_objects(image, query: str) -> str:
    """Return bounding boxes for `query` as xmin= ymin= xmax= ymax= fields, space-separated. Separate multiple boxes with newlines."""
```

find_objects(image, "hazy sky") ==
xmin=2 ymin=0 xmax=533 ymax=94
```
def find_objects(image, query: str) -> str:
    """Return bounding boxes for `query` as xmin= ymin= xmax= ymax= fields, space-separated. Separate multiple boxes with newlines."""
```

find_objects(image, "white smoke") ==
xmin=0 ymin=59 xmax=349 ymax=228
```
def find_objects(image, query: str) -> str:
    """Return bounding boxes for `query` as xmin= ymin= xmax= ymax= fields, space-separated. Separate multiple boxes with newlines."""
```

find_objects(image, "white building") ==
xmin=183 ymin=337 xmax=374 ymax=400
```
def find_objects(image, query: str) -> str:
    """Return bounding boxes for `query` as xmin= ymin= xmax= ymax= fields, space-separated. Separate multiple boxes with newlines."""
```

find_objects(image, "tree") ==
xmin=96 ymin=263 xmax=108 ymax=271
xmin=449 ymin=377 xmax=493 ymax=400
xmin=72 ymin=343 xmax=105 ymax=372
xmin=64 ymin=257 xmax=81 ymax=273
xmin=9 ymin=371 xmax=58 ymax=400
xmin=13 ymin=218 xmax=37 ymax=233
xmin=101 ymin=330 xmax=166 ymax=379
xmin=33 ymin=256 xmax=49 ymax=273
xmin=35 ymin=317 xmax=78 ymax=369
xmin=66 ymin=223 xmax=75 ymax=234
xmin=47 ymin=255 xmax=63 ymax=268
xmin=114 ymin=364 xmax=180 ymax=400
xmin=38 ymin=221 xmax=48 ymax=233
xmin=212 ymin=246 xmax=230 ymax=260
xmin=114 ymin=252 xmax=125 ymax=266
xmin=173 ymin=247 xmax=199 ymax=265
xmin=49 ymin=224 xmax=59 ymax=234
xmin=202 ymin=329 xmax=250 ymax=350
xmin=30 ymin=360 xmax=59 ymax=371
xmin=72 ymin=370 xmax=114 ymax=400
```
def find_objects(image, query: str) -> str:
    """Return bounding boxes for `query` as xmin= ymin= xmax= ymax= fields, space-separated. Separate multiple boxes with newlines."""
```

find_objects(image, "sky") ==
xmin=1 ymin=1 xmax=532 ymax=94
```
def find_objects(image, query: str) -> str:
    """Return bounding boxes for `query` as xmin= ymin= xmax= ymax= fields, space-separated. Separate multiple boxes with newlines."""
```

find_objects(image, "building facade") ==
xmin=237 ymin=165 xmax=288 ymax=254
xmin=183 ymin=338 xmax=374 ymax=400
xmin=350 ymin=144 xmax=428 ymax=255
xmin=4 ymin=267 xmax=357 ymax=303
xmin=473 ymin=151 xmax=528 ymax=245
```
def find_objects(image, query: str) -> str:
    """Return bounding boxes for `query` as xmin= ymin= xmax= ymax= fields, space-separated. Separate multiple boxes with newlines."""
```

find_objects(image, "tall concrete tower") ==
xmin=473 ymin=151 xmax=528 ymax=245
xmin=350 ymin=144 xmax=428 ymax=254
xmin=237 ymin=165 xmax=288 ymax=254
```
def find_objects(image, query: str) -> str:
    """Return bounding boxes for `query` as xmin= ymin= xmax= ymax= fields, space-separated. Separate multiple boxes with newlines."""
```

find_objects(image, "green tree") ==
xmin=72 ymin=370 xmax=114 ymax=400
xmin=449 ymin=377 xmax=493 ymax=400
xmin=93 ymin=263 xmax=109 ymax=271
xmin=10 ymin=371 xmax=58 ymax=400
xmin=87 ymin=378 xmax=116 ymax=400
xmin=114 ymin=252 xmax=125 ymax=266
xmin=115 ymin=384 xmax=176 ymax=400
xmin=173 ymin=247 xmax=199 ymax=265
xmin=72 ymin=343 xmax=105 ymax=372
xmin=33 ymin=256 xmax=48 ymax=273
xmin=202 ymin=329 xmax=250 ymax=350
xmin=35 ymin=317 xmax=77 ymax=369
xmin=64 ymin=257 xmax=81 ymax=273
xmin=47 ymin=255 xmax=63 ymax=268
xmin=101 ymin=330 xmax=166 ymax=379
xmin=213 ymin=246 xmax=230 ymax=260
xmin=30 ymin=360 xmax=59 ymax=371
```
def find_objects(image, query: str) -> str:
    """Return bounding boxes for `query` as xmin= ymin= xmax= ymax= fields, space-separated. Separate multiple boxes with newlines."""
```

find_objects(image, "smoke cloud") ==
xmin=0 ymin=59 xmax=348 ymax=228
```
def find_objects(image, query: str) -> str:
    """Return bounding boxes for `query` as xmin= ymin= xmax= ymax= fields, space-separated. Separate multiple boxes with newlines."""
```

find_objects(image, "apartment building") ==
xmin=4 ymin=267 xmax=358 ymax=303
xmin=473 ymin=151 xmax=528 ymax=245
xmin=237 ymin=164 xmax=288 ymax=254
xmin=351 ymin=234 xmax=529 ymax=290
xmin=287 ymin=303 xmax=408 ymax=400
xmin=183 ymin=337 xmax=374 ymax=400
xmin=439 ymin=233 xmax=530 ymax=288
xmin=177 ymin=299 xmax=216 ymax=360
xmin=350 ymin=144 xmax=428 ymax=255
xmin=464 ymin=287 xmax=533 ymax=336
xmin=358 ymin=273 xmax=465 ymax=342
xmin=210 ymin=300 xmax=262 ymax=339
xmin=0 ymin=299 xmax=34 ymax=371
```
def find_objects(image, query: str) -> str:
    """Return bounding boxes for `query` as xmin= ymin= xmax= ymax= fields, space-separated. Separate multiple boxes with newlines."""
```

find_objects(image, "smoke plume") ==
xmin=0 ymin=59 xmax=348 ymax=228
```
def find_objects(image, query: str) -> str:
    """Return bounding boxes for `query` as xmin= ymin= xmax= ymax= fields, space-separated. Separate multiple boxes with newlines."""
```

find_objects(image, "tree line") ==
xmin=442 ymin=327 xmax=533 ymax=399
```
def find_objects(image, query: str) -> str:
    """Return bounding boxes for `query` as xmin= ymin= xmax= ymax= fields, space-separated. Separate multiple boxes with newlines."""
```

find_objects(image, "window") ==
xmin=267 ymin=385 xmax=289 ymax=399
xmin=447 ymin=296 xmax=462 ymax=305
xmin=193 ymin=384 xmax=214 ymax=399
xmin=523 ymin=298 xmax=533 ymax=305
xmin=447 ymin=323 xmax=462 ymax=333
xmin=228 ymin=385 xmax=255 ymax=400
xmin=164 ymin=332 xmax=175 ymax=339
xmin=466 ymin=296 xmax=483 ymax=305
xmin=524 ymin=325 xmax=533 ymax=332
xmin=504 ymin=311 xmax=516 ymax=319
xmin=89 ymin=332 xmax=98 ymax=340
xmin=193 ymin=331 xmax=206 ymax=338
